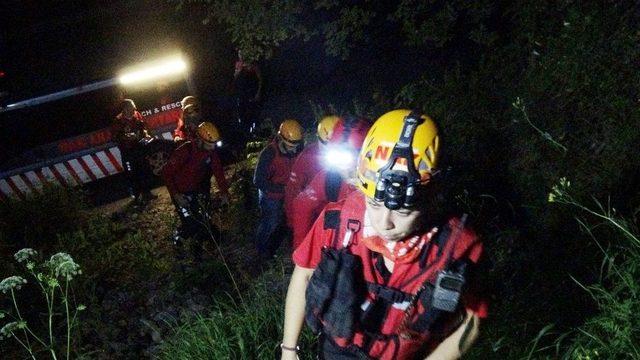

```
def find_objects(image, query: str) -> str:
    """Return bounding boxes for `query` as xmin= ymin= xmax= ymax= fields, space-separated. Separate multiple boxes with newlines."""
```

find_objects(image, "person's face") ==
xmin=183 ymin=107 xmax=201 ymax=125
xmin=365 ymin=197 xmax=423 ymax=242
xmin=123 ymin=104 xmax=135 ymax=119
xmin=279 ymin=137 xmax=299 ymax=154
xmin=197 ymin=138 xmax=216 ymax=151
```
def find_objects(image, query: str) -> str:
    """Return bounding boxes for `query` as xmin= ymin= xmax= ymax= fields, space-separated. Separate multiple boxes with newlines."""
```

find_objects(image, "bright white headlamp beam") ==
xmin=118 ymin=57 xmax=188 ymax=85
xmin=324 ymin=149 xmax=355 ymax=169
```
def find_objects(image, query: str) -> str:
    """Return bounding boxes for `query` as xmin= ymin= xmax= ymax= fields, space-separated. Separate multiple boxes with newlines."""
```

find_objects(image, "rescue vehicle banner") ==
xmin=0 ymin=103 xmax=181 ymax=201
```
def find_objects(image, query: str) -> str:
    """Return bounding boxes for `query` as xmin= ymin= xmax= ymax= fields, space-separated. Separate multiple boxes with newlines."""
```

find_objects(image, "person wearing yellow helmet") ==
xmin=281 ymin=110 xmax=486 ymax=360
xmin=289 ymin=116 xmax=370 ymax=251
xmin=162 ymin=121 xmax=229 ymax=261
xmin=284 ymin=115 xmax=342 ymax=229
xmin=253 ymin=118 xmax=304 ymax=259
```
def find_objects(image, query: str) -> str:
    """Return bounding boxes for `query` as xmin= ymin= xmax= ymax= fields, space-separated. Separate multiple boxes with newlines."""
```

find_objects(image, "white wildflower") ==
xmin=47 ymin=253 xmax=82 ymax=281
xmin=0 ymin=276 xmax=27 ymax=293
xmin=14 ymin=248 xmax=38 ymax=263
xmin=0 ymin=321 xmax=26 ymax=340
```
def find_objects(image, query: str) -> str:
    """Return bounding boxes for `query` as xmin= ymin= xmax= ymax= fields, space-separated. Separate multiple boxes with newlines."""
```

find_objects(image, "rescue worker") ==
xmin=253 ymin=119 xmax=304 ymax=259
xmin=233 ymin=49 xmax=263 ymax=137
xmin=111 ymin=99 xmax=153 ymax=203
xmin=284 ymin=115 xmax=341 ymax=228
xmin=173 ymin=96 xmax=200 ymax=142
xmin=162 ymin=122 xmax=230 ymax=261
xmin=290 ymin=117 xmax=370 ymax=250
xmin=281 ymin=110 xmax=487 ymax=359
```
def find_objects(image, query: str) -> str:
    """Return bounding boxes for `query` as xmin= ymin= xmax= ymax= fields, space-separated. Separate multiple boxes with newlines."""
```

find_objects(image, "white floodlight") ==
xmin=119 ymin=57 xmax=188 ymax=85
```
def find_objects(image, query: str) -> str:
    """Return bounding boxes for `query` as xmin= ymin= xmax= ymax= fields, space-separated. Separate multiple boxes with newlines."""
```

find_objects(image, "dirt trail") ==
xmin=88 ymin=176 xmax=269 ymax=358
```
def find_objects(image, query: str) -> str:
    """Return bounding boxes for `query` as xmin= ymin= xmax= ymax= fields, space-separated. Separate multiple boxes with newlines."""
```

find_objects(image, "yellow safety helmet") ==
xmin=278 ymin=119 xmax=304 ymax=145
xmin=356 ymin=109 xmax=439 ymax=210
xmin=317 ymin=115 xmax=341 ymax=143
xmin=196 ymin=122 xmax=221 ymax=143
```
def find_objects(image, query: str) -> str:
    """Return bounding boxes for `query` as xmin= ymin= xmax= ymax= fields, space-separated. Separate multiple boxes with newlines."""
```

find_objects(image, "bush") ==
xmin=0 ymin=185 xmax=89 ymax=253
xmin=546 ymin=180 xmax=640 ymax=359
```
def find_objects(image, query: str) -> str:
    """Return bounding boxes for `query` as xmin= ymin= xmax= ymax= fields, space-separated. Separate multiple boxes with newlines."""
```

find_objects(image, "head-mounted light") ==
xmin=323 ymin=147 xmax=355 ymax=170
xmin=373 ymin=111 xmax=423 ymax=210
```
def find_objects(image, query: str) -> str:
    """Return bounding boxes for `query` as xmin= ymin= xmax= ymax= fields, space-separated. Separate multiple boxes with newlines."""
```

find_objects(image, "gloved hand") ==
xmin=174 ymin=136 xmax=184 ymax=142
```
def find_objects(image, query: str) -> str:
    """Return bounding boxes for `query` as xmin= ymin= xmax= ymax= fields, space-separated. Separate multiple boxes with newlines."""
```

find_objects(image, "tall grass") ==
xmin=545 ymin=179 xmax=640 ymax=359
xmin=159 ymin=264 xmax=317 ymax=360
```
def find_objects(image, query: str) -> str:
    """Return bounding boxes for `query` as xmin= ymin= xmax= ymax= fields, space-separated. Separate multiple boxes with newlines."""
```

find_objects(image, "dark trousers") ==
xmin=255 ymin=191 xmax=284 ymax=258
xmin=236 ymin=98 xmax=262 ymax=137
xmin=173 ymin=192 xmax=219 ymax=260
xmin=121 ymin=146 xmax=148 ymax=197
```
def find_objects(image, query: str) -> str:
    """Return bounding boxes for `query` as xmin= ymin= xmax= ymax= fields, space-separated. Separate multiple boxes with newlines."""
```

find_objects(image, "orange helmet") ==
xmin=196 ymin=122 xmax=221 ymax=143
xmin=278 ymin=119 xmax=303 ymax=145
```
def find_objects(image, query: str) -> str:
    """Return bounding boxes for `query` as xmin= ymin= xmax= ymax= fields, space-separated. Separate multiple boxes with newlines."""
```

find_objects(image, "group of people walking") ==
xmin=111 ymin=94 xmax=486 ymax=359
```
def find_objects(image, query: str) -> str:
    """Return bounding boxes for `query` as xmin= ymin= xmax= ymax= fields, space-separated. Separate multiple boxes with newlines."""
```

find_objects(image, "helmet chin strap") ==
xmin=373 ymin=111 xmax=423 ymax=210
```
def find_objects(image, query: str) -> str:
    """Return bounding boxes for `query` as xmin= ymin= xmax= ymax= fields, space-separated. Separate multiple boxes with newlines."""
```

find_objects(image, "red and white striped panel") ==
xmin=0 ymin=133 xmax=171 ymax=201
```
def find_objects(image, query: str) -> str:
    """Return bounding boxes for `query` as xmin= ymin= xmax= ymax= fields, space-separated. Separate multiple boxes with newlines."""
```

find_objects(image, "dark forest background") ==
xmin=0 ymin=1 xmax=639 ymax=359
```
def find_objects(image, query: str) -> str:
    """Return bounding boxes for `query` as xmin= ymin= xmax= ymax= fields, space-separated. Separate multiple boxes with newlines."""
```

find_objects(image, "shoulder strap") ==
xmin=325 ymin=171 xmax=343 ymax=202
xmin=324 ymin=210 xmax=342 ymax=248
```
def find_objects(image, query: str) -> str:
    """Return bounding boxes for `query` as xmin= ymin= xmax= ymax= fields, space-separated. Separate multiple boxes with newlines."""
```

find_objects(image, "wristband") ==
xmin=280 ymin=343 xmax=300 ymax=352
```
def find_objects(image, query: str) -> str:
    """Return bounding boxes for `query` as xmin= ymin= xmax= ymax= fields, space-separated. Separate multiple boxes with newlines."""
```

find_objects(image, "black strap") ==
xmin=366 ymin=283 xmax=411 ymax=304
xmin=324 ymin=210 xmax=342 ymax=248
xmin=325 ymin=171 xmax=343 ymax=202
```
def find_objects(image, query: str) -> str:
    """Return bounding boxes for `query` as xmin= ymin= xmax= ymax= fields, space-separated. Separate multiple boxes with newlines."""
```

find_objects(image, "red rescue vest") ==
xmin=302 ymin=192 xmax=482 ymax=359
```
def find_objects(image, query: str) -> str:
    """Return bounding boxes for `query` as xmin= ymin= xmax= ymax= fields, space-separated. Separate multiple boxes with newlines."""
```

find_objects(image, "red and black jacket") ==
xmin=111 ymin=111 xmax=147 ymax=150
xmin=253 ymin=140 xmax=298 ymax=200
xmin=284 ymin=141 xmax=323 ymax=224
xmin=290 ymin=170 xmax=356 ymax=250
xmin=162 ymin=141 xmax=229 ymax=196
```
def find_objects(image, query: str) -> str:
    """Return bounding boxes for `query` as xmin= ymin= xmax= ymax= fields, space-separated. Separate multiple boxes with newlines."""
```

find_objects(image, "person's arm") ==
xmin=162 ymin=146 xmax=187 ymax=196
xmin=291 ymin=175 xmax=325 ymax=250
xmin=174 ymin=117 xmax=186 ymax=141
xmin=135 ymin=112 xmax=150 ymax=138
xmin=281 ymin=265 xmax=315 ymax=360
xmin=110 ymin=118 xmax=126 ymax=143
xmin=284 ymin=154 xmax=307 ymax=223
xmin=210 ymin=151 xmax=229 ymax=195
xmin=253 ymin=146 xmax=284 ymax=194
xmin=425 ymin=310 xmax=480 ymax=360
xmin=254 ymin=65 xmax=263 ymax=101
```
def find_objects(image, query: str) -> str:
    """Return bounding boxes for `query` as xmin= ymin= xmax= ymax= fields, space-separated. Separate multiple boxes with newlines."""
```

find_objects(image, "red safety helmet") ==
xmin=322 ymin=117 xmax=371 ymax=171
xmin=328 ymin=117 xmax=371 ymax=150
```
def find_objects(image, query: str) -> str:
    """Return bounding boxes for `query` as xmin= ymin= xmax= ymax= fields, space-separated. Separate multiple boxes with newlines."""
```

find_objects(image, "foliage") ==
xmin=160 ymin=264 xmax=317 ymax=359
xmin=0 ymin=185 xmax=89 ymax=251
xmin=0 ymin=249 xmax=84 ymax=360
xmin=199 ymin=0 xmax=309 ymax=61
xmin=545 ymin=179 xmax=640 ymax=359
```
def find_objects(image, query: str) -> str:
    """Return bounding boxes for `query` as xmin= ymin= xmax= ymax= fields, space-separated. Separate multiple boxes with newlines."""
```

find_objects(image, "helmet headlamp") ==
xmin=323 ymin=147 xmax=355 ymax=170
xmin=373 ymin=111 xmax=423 ymax=210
